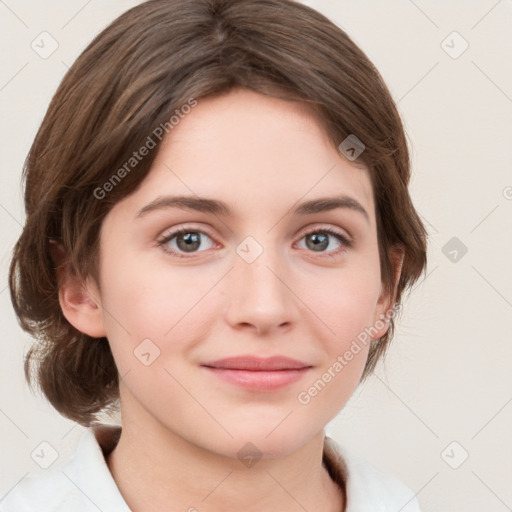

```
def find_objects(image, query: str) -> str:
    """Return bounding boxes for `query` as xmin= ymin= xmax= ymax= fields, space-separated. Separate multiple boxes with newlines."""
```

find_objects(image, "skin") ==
xmin=59 ymin=87 xmax=402 ymax=512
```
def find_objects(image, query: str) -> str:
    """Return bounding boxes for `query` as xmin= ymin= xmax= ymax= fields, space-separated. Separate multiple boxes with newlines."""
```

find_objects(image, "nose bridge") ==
xmin=224 ymin=234 xmax=298 ymax=333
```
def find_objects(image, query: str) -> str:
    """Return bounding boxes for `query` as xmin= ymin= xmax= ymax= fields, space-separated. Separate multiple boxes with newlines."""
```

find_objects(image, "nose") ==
xmin=224 ymin=243 xmax=300 ymax=336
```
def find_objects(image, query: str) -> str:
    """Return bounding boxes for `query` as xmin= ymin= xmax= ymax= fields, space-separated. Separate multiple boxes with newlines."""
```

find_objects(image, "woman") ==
xmin=5 ymin=1 xmax=427 ymax=510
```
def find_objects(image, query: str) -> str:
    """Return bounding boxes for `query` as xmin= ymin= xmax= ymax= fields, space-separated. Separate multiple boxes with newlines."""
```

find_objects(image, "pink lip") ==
xmin=200 ymin=356 xmax=313 ymax=392
xmin=201 ymin=355 xmax=311 ymax=371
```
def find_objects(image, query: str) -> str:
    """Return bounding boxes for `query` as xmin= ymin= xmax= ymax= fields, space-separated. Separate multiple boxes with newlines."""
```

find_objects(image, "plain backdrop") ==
xmin=1 ymin=1 xmax=511 ymax=511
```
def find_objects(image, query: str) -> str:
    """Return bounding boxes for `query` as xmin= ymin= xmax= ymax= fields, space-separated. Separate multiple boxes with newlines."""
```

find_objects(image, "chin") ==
xmin=207 ymin=423 xmax=319 ymax=460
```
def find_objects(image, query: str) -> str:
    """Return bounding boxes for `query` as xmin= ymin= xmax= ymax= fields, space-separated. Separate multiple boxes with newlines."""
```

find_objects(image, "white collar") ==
xmin=323 ymin=436 xmax=421 ymax=511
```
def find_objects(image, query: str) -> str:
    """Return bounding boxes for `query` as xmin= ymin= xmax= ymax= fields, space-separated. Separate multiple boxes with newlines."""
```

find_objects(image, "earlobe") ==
xmin=50 ymin=240 xmax=107 ymax=338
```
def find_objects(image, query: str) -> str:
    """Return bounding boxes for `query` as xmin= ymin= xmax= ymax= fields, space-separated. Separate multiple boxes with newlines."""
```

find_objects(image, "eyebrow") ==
xmin=135 ymin=194 xmax=369 ymax=223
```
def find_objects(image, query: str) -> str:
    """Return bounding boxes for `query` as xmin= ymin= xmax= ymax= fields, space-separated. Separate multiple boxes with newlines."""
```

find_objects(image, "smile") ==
xmin=200 ymin=355 xmax=313 ymax=391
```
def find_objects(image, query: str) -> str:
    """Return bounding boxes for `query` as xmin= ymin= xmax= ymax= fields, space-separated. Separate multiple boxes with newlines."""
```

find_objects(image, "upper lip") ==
xmin=201 ymin=356 xmax=312 ymax=371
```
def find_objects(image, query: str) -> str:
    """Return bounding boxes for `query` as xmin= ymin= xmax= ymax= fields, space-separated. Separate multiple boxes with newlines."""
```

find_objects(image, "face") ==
xmin=82 ymin=88 xmax=393 ymax=458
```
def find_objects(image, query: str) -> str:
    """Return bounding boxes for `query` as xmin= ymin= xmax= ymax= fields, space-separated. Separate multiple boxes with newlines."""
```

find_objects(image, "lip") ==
xmin=201 ymin=355 xmax=312 ymax=371
xmin=200 ymin=356 xmax=313 ymax=392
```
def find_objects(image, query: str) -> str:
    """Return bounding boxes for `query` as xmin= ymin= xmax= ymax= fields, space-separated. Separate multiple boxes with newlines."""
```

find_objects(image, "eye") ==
xmin=157 ymin=227 xmax=217 ymax=258
xmin=296 ymin=227 xmax=353 ymax=257
xmin=156 ymin=225 xmax=353 ymax=259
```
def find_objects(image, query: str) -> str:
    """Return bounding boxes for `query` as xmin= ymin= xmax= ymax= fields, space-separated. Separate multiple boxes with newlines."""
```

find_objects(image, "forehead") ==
xmin=111 ymin=88 xmax=375 ymax=225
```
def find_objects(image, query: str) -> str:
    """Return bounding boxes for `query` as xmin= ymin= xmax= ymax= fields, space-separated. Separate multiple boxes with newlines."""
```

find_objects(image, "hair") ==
xmin=9 ymin=0 xmax=428 ymax=427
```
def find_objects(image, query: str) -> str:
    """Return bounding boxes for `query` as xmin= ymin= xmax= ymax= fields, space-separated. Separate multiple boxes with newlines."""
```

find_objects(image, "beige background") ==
xmin=1 ymin=1 xmax=511 ymax=510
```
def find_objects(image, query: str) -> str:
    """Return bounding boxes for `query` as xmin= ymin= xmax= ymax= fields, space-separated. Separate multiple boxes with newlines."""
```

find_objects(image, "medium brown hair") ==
xmin=9 ymin=0 xmax=427 ymax=426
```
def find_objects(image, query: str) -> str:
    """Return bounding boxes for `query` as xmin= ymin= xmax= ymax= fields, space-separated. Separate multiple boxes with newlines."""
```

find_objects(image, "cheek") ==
xmin=307 ymin=263 xmax=382 ymax=340
xmin=98 ymin=258 xmax=218 ymax=362
xmin=300 ymin=262 xmax=381 ymax=389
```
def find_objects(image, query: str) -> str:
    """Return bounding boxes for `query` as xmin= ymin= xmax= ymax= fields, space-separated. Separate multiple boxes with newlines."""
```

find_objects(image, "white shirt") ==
xmin=1 ymin=424 xmax=421 ymax=511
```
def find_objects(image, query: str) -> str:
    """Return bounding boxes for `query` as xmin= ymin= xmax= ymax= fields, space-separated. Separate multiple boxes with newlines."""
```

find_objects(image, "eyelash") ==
xmin=156 ymin=225 xmax=353 ymax=259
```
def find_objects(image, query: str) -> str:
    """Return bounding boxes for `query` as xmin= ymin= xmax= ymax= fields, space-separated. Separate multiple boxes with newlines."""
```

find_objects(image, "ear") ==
xmin=370 ymin=245 xmax=405 ymax=341
xmin=50 ymin=240 xmax=107 ymax=338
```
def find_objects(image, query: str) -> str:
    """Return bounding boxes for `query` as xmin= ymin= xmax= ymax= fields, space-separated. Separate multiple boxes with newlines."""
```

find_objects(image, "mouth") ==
xmin=200 ymin=355 xmax=313 ymax=391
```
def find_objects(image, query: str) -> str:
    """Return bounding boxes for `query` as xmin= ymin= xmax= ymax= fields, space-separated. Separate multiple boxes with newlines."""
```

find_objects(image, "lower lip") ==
xmin=202 ymin=367 xmax=311 ymax=391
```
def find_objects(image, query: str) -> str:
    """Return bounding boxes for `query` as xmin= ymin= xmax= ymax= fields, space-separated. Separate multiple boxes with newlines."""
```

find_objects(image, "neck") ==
xmin=105 ymin=416 xmax=345 ymax=511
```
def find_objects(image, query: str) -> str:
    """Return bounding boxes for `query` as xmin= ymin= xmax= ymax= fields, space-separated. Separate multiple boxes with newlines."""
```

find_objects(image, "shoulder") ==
xmin=0 ymin=425 xmax=129 ymax=512
xmin=323 ymin=436 xmax=422 ymax=512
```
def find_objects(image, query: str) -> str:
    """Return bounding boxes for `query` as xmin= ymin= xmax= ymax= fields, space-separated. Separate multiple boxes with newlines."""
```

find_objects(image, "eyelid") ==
xmin=157 ymin=222 xmax=354 ymax=258
xmin=158 ymin=223 xmax=217 ymax=242
xmin=297 ymin=223 xmax=352 ymax=241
